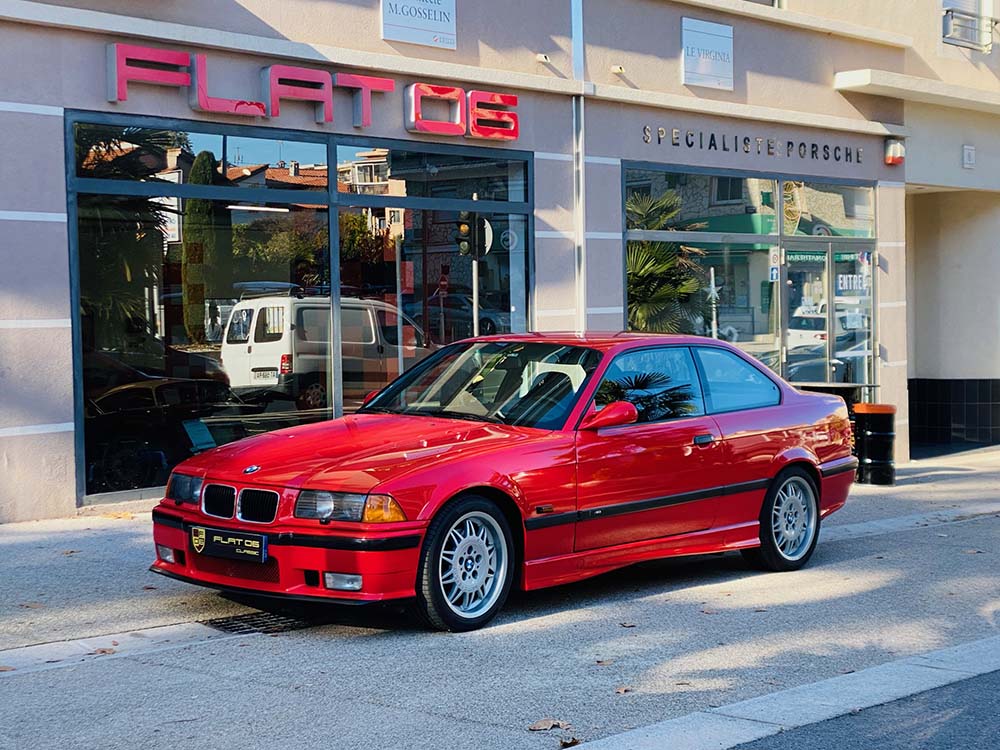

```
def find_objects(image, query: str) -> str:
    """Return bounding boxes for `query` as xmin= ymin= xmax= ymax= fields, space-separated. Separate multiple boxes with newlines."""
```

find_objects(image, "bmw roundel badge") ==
xmin=243 ymin=465 xmax=261 ymax=475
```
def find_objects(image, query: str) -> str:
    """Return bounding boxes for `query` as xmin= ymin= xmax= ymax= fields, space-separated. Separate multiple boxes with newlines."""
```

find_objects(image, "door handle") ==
xmin=693 ymin=434 xmax=715 ymax=446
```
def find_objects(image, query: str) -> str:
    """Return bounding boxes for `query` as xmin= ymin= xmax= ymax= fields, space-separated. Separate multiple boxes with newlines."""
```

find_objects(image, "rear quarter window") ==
xmin=695 ymin=347 xmax=780 ymax=413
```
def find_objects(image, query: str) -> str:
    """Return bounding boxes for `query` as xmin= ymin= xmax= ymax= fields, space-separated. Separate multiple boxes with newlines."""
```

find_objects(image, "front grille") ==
xmin=238 ymin=488 xmax=280 ymax=523
xmin=191 ymin=553 xmax=280 ymax=584
xmin=203 ymin=484 xmax=236 ymax=518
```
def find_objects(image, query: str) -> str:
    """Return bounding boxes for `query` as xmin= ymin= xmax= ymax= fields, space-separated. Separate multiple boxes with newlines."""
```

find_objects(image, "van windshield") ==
xmin=362 ymin=341 xmax=602 ymax=430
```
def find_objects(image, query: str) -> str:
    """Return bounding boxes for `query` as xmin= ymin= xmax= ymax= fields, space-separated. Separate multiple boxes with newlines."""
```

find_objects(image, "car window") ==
xmin=96 ymin=388 xmax=156 ymax=412
xmin=694 ymin=347 xmax=780 ymax=413
xmin=594 ymin=347 xmax=705 ymax=423
xmin=790 ymin=316 xmax=825 ymax=331
xmin=342 ymin=306 xmax=376 ymax=345
xmin=296 ymin=307 xmax=330 ymax=343
xmin=253 ymin=306 xmax=285 ymax=343
xmin=226 ymin=308 xmax=253 ymax=344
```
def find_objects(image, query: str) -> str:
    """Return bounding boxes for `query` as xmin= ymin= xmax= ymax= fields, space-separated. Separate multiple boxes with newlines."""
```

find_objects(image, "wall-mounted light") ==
xmin=610 ymin=65 xmax=625 ymax=75
xmin=535 ymin=53 xmax=551 ymax=63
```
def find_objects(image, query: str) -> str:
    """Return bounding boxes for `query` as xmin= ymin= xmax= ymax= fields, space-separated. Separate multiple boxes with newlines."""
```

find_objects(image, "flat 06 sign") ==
xmin=190 ymin=526 xmax=268 ymax=563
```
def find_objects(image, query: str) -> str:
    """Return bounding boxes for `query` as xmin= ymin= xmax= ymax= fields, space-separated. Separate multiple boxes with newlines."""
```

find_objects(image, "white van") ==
xmin=221 ymin=294 xmax=430 ymax=410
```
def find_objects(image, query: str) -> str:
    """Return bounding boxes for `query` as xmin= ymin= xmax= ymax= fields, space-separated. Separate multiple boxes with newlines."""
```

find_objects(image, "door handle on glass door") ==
xmin=693 ymin=434 xmax=715 ymax=446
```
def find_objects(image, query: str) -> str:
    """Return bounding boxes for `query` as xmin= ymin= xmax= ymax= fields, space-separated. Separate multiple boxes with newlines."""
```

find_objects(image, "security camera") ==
xmin=610 ymin=65 xmax=625 ymax=75
xmin=536 ymin=53 xmax=551 ymax=63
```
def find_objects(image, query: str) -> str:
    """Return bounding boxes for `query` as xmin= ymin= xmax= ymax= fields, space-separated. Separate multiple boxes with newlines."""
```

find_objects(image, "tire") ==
xmin=479 ymin=317 xmax=497 ymax=336
xmin=741 ymin=467 xmax=820 ymax=572
xmin=414 ymin=496 xmax=515 ymax=632
xmin=296 ymin=380 xmax=327 ymax=411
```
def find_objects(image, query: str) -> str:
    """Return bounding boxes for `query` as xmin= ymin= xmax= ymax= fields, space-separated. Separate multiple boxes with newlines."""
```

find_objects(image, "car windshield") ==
xmin=362 ymin=341 xmax=603 ymax=430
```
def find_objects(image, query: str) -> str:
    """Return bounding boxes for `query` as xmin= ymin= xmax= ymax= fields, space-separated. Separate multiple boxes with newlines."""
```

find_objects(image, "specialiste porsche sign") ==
xmin=106 ymin=42 xmax=518 ymax=141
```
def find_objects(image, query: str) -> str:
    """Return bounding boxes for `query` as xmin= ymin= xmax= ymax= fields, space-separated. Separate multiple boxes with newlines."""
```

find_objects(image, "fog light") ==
xmin=324 ymin=572 xmax=363 ymax=591
xmin=156 ymin=544 xmax=176 ymax=564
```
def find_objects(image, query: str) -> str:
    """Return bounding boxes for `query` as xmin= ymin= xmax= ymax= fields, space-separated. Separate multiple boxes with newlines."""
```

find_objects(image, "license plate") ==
xmin=190 ymin=526 xmax=268 ymax=563
xmin=253 ymin=369 xmax=277 ymax=381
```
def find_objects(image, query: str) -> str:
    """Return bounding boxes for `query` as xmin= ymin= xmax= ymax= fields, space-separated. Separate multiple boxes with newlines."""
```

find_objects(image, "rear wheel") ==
xmin=415 ymin=496 xmax=514 ymax=631
xmin=742 ymin=467 xmax=820 ymax=572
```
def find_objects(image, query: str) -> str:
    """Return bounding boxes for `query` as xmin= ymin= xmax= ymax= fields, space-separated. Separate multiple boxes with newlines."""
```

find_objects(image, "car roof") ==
xmin=465 ymin=331 xmax=728 ymax=353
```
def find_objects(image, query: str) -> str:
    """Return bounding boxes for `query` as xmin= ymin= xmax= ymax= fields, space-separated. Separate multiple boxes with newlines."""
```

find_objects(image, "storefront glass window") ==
xmin=338 ymin=206 xmax=529 ymax=410
xmin=624 ymin=164 xmax=876 ymax=384
xmin=72 ymin=117 xmax=531 ymax=496
xmin=336 ymin=146 xmax=527 ymax=202
xmin=78 ymin=190 xmax=331 ymax=494
xmin=625 ymin=239 xmax=781 ymax=372
xmin=786 ymin=182 xmax=874 ymax=237
xmin=75 ymin=124 xmax=328 ymax=191
xmin=624 ymin=168 xmax=778 ymax=235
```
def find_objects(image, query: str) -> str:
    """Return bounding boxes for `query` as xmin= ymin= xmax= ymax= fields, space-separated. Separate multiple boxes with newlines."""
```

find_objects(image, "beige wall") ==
xmin=904 ymin=101 xmax=1000 ymax=189
xmin=32 ymin=0 xmax=574 ymax=77
xmin=908 ymin=190 xmax=1000 ymax=379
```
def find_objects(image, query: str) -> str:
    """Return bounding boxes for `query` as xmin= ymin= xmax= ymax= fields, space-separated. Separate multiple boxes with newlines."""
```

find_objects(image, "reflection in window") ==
xmin=595 ymin=348 xmax=704 ymax=422
xmin=336 ymin=146 xmax=527 ymax=202
xmin=625 ymin=168 xmax=777 ymax=234
xmin=76 ymin=124 xmax=328 ymax=191
xmin=77 ymin=190 xmax=331 ymax=494
xmin=786 ymin=182 xmax=874 ymax=237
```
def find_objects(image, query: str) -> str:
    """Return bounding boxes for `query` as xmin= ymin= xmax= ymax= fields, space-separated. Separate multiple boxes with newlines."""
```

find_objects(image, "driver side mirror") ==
xmin=579 ymin=401 xmax=638 ymax=431
xmin=362 ymin=390 xmax=380 ymax=406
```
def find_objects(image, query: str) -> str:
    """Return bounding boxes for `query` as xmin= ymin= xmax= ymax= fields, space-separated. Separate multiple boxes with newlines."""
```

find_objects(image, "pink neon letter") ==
xmin=107 ymin=43 xmax=190 ymax=102
xmin=335 ymin=73 xmax=395 ymax=128
xmin=190 ymin=54 xmax=266 ymax=117
xmin=263 ymin=65 xmax=333 ymax=123
xmin=404 ymin=83 xmax=467 ymax=136
xmin=467 ymin=91 xmax=520 ymax=141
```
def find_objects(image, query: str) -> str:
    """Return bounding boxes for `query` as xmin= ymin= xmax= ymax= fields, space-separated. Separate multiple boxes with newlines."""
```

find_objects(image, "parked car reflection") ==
xmin=85 ymin=376 xmax=266 ymax=494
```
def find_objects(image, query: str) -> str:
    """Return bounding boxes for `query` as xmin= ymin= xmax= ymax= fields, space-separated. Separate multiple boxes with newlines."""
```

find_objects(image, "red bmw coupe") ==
xmin=151 ymin=333 xmax=856 ymax=631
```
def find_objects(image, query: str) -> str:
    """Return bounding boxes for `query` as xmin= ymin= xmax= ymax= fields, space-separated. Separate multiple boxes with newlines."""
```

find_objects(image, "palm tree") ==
xmin=625 ymin=191 xmax=705 ymax=333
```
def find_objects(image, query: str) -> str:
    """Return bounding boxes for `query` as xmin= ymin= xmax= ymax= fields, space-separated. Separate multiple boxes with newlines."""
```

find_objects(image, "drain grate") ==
xmin=201 ymin=611 xmax=324 ymax=635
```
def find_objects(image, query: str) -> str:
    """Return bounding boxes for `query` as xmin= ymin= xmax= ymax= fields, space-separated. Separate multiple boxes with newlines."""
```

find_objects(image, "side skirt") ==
xmin=522 ymin=521 xmax=759 ymax=591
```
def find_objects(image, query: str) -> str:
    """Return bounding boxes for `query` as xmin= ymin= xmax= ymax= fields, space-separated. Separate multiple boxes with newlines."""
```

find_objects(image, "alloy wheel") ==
xmin=437 ymin=511 xmax=507 ymax=619
xmin=771 ymin=476 xmax=818 ymax=562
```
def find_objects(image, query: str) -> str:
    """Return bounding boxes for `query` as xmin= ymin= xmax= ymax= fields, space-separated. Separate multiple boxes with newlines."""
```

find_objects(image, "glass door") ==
xmin=831 ymin=245 xmax=875 ymax=384
xmin=784 ymin=244 xmax=830 ymax=383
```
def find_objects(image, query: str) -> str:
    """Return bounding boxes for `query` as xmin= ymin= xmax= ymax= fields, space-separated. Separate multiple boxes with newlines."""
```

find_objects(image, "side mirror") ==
xmin=362 ymin=390 xmax=380 ymax=406
xmin=579 ymin=401 xmax=638 ymax=431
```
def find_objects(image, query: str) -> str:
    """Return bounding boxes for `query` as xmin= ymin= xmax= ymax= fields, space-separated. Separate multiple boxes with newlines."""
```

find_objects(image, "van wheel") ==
xmin=479 ymin=318 xmax=496 ymax=336
xmin=296 ymin=381 xmax=327 ymax=411
xmin=414 ymin=496 xmax=514 ymax=632
xmin=741 ymin=467 xmax=820 ymax=572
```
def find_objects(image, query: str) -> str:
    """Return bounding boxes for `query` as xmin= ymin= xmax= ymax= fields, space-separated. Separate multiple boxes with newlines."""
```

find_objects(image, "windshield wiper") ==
xmin=409 ymin=409 xmax=506 ymax=424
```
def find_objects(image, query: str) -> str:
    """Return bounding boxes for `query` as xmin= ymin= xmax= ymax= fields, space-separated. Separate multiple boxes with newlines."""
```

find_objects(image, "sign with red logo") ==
xmin=107 ymin=43 xmax=519 ymax=141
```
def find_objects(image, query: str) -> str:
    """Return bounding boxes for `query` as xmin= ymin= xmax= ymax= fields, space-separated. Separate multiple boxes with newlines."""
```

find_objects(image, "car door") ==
xmin=221 ymin=304 xmax=255 ymax=389
xmin=574 ymin=346 xmax=725 ymax=552
xmin=691 ymin=346 xmax=785 ymax=532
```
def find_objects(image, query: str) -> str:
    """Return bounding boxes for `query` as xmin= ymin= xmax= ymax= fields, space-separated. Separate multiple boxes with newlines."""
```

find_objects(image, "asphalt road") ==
xmin=731 ymin=670 xmax=1000 ymax=750
xmin=1 ymin=449 xmax=998 ymax=750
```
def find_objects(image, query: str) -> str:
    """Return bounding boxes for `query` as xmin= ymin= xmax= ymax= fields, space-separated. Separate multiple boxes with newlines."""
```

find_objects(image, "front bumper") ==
xmin=151 ymin=508 xmax=424 ymax=602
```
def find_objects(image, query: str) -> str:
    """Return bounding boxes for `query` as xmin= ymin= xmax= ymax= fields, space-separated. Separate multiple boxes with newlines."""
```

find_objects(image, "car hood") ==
xmin=179 ymin=413 xmax=543 ymax=492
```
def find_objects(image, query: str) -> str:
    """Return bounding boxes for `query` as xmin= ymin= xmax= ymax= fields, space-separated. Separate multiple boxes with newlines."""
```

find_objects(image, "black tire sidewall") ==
xmin=757 ymin=467 xmax=821 ymax=572
xmin=416 ymin=496 xmax=515 ymax=632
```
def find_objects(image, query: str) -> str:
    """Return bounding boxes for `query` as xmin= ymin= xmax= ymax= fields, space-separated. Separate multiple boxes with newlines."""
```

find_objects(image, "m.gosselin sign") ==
xmin=643 ymin=125 xmax=865 ymax=165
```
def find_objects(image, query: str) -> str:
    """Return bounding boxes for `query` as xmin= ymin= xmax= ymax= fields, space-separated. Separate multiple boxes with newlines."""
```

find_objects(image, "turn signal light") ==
xmin=362 ymin=494 xmax=407 ymax=523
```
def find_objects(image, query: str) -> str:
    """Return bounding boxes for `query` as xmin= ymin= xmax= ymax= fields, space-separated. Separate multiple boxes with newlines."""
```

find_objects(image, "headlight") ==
xmin=295 ymin=491 xmax=406 ymax=523
xmin=165 ymin=472 xmax=204 ymax=505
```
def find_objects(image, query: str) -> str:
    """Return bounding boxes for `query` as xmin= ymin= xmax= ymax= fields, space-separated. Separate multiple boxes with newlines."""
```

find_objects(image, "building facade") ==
xmin=0 ymin=0 xmax=994 ymax=522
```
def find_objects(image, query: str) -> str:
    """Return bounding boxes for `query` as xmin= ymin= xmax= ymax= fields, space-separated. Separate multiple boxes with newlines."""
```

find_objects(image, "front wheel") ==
xmin=415 ymin=497 xmax=514 ymax=631
xmin=742 ymin=467 xmax=820 ymax=572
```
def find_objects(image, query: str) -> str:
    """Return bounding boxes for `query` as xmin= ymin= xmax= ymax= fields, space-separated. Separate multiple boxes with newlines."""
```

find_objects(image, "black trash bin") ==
xmin=854 ymin=403 xmax=896 ymax=485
